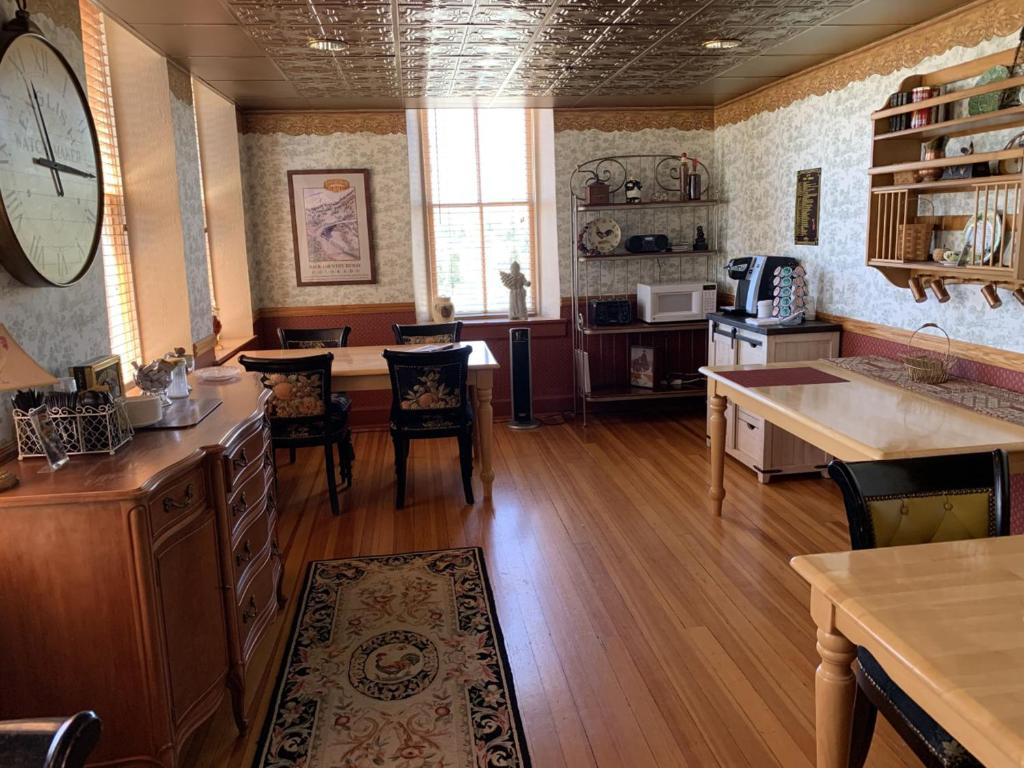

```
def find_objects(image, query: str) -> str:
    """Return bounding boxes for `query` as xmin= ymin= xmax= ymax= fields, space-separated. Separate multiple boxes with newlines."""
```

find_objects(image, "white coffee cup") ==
xmin=757 ymin=299 xmax=773 ymax=319
xmin=123 ymin=394 xmax=163 ymax=427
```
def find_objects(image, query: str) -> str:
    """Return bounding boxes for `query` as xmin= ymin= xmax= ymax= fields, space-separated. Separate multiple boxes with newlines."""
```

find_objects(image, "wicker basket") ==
xmin=902 ymin=323 xmax=953 ymax=384
xmin=897 ymin=222 xmax=934 ymax=262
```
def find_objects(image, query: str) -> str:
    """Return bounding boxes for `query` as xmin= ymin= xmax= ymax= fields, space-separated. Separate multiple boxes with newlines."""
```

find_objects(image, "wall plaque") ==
xmin=794 ymin=168 xmax=821 ymax=246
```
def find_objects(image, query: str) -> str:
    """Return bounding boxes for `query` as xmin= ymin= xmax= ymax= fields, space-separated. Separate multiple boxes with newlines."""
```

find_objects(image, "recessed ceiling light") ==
xmin=703 ymin=38 xmax=742 ymax=50
xmin=308 ymin=37 xmax=345 ymax=52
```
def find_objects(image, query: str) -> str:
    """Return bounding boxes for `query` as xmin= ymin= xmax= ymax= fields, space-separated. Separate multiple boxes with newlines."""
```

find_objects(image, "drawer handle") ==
xmin=231 ymin=491 xmax=248 ymax=518
xmin=745 ymin=422 xmax=756 ymax=431
xmin=232 ymin=449 xmax=249 ymax=471
xmin=162 ymin=484 xmax=194 ymax=513
xmin=236 ymin=540 xmax=253 ymax=567
xmin=242 ymin=595 xmax=257 ymax=624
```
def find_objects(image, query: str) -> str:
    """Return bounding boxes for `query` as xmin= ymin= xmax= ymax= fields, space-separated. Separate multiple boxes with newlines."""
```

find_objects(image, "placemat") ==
xmin=828 ymin=356 xmax=1024 ymax=429
xmin=717 ymin=367 xmax=848 ymax=388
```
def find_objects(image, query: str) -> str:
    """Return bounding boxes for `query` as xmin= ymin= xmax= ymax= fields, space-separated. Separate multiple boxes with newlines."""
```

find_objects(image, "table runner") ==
xmin=827 ymin=356 xmax=1024 ymax=429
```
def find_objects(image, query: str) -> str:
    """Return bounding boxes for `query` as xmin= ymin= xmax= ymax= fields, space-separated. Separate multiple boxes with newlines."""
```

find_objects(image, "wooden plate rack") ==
xmin=867 ymin=47 xmax=1024 ymax=302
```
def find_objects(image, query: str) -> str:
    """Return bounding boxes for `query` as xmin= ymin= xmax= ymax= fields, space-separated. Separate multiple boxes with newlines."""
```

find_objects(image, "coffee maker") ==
xmin=724 ymin=256 xmax=799 ymax=316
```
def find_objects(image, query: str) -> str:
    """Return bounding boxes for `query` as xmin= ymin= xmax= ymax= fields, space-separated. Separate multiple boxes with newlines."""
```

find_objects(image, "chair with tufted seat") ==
xmin=828 ymin=450 xmax=1010 ymax=768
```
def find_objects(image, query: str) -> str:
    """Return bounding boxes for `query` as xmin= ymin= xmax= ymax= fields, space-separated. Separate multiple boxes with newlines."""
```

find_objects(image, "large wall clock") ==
xmin=0 ymin=25 xmax=103 ymax=287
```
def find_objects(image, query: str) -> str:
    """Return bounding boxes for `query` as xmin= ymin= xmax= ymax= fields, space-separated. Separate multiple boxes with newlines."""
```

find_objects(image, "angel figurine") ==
xmin=500 ymin=260 xmax=531 ymax=321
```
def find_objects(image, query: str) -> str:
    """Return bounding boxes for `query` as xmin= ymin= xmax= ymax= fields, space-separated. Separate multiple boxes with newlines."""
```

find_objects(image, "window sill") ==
xmin=214 ymin=335 xmax=258 ymax=366
xmin=459 ymin=316 xmax=567 ymax=339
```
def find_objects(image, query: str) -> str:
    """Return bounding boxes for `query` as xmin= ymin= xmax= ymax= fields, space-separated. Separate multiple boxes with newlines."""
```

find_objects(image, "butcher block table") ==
xmin=699 ymin=359 xmax=1024 ymax=516
xmin=231 ymin=341 xmax=501 ymax=499
xmin=791 ymin=536 xmax=1024 ymax=768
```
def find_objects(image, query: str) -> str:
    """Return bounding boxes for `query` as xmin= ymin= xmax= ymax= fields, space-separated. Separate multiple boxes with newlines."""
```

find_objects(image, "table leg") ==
xmin=815 ymin=627 xmax=857 ymax=768
xmin=476 ymin=371 xmax=495 ymax=500
xmin=708 ymin=390 xmax=727 ymax=516
xmin=471 ymin=385 xmax=481 ymax=459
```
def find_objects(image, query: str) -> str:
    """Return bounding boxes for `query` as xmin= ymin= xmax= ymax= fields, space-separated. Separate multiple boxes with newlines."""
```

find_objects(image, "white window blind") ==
xmin=420 ymin=108 xmax=538 ymax=317
xmin=80 ymin=0 xmax=141 ymax=376
xmin=191 ymin=77 xmax=217 ymax=316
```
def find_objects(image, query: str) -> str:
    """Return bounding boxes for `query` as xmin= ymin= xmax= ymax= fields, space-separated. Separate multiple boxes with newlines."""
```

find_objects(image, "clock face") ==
xmin=0 ymin=33 xmax=102 ymax=287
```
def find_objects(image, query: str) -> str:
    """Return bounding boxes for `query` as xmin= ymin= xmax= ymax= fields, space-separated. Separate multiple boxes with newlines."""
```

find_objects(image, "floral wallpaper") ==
xmin=554 ymin=127 xmax=716 ymax=297
xmin=239 ymin=128 xmax=415 ymax=308
xmin=168 ymin=68 xmax=214 ymax=343
xmin=715 ymin=31 xmax=1024 ymax=353
xmin=0 ymin=0 xmax=111 ymax=448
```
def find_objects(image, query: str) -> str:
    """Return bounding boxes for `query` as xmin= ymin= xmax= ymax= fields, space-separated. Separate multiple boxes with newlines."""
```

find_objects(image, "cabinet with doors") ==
xmin=707 ymin=314 xmax=842 ymax=482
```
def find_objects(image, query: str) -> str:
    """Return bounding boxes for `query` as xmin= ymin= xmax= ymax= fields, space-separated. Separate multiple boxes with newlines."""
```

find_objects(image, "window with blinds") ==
xmin=420 ymin=108 xmax=538 ymax=317
xmin=80 ymin=0 xmax=141 ymax=377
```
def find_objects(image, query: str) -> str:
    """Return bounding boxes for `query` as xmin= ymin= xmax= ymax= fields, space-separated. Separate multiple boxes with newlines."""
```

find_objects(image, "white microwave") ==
xmin=637 ymin=282 xmax=717 ymax=323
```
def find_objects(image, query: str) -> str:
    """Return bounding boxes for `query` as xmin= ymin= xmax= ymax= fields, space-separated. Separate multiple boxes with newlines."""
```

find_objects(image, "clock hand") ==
xmin=30 ymin=83 xmax=63 ymax=197
xmin=23 ymin=78 xmax=62 ymax=196
xmin=32 ymin=157 xmax=95 ymax=179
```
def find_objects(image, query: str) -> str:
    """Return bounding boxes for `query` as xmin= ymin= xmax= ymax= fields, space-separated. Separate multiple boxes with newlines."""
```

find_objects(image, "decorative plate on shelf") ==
xmin=962 ymin=211 xmax=1004 ymax=265
xmin=968 ymin=66 xmax=1010 ymax=115
xmin=583 ymin=217 xmax=621 ymax=255
xmin=195 ymin=365 xmax=242 ymax=383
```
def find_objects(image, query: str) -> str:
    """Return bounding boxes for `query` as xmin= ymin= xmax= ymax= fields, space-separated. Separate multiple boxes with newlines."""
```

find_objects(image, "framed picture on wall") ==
xmin=287 ymin=168 xmax=377 ymax=286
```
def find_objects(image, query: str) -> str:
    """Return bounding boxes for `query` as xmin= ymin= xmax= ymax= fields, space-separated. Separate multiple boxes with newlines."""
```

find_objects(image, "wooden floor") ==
xmin=184 ymin=409 xmax=917 ymax=768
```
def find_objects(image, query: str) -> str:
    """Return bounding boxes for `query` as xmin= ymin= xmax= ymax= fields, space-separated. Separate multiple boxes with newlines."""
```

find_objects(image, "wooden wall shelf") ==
xmin=866 ymin=46 xmax=1024 ymax=297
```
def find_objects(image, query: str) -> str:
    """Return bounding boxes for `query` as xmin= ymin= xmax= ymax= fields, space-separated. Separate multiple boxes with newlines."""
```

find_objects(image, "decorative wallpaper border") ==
xmin=553 ymin=108 xmax=715 ymax=133
xmin=715 ymin=0 xmax=1024 ymax=126
xmin=255 ymin=302 xmax=416 ymax=318
xmin=240 ymin=111 xmax=406 ymax=136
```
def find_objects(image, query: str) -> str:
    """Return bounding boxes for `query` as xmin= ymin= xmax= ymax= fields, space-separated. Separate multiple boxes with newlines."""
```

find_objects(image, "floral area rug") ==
xmin=253 ymin=548 xmax=531 ymax=768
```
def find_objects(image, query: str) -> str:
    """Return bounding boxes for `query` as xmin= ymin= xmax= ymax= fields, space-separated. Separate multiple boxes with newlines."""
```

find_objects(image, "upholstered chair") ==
xmin=277 ymin=326 xmax=352 ymax=350
xmin=277 ymin=326 xmax=353 ymax=465
xmin=238 ymin=353 xmax=353 ymax=515
xmin=0 ymin=711 xmax=101 ymax=768
xmin=391 ymin=321 xmax=463 ymax=345
xmin=828 ymin=450 xmax=1010 ymax=768
xmin=383 ymin=346 xmax=474 ymax=508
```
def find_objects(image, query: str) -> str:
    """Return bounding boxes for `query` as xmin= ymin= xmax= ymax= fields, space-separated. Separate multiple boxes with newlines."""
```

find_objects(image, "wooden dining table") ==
xmin=231 ymin=342 xmax=501 ymax=499
xmin=699 ymin=359 xmax=1024 ymax=516
xmin=792 ymin=536 xmax=1024 ymax=768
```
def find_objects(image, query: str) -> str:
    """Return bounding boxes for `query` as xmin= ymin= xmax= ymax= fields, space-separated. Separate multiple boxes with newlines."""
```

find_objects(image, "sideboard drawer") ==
xmin=149 ymin=466 xmax=207 ymax=538
xmin=232 ymin=504 xmax=272 ymax=593
xmin=226 ymin=461 xmax=271 ymax=541
xmin=224 ymin=420 xmax=269 ymax=492
xmin=236 ymin=554 xmax=276 ymax=659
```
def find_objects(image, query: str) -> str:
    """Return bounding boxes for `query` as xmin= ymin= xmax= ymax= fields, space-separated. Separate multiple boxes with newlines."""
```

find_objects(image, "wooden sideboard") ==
xmin=0 ymin=375 xmax=281 ymax=767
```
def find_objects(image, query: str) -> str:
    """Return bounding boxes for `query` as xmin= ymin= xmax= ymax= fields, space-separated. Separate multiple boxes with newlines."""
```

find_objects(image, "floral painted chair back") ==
xmin=277 ymin=326 xmax=351 ymax=350
xmin=383 ymin=346 xmax=472 ymax=433
xmin=391 ymin=322 xmax=463 ymax=345
xmin=238 ymin=353 xmax=335 ymax=431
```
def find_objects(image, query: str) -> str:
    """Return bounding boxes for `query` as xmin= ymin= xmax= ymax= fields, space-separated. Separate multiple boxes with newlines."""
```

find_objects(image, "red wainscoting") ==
xmin=842 ymin=329 xmax=1024 ymax=534
xmin=254 ymin=300 xmax=710 ymax=429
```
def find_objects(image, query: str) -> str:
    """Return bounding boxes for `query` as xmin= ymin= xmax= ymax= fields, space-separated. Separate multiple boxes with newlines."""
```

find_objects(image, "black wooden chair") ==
xmin=828 ymin=450 xmax=1010 ymax=768
xmin=383 ymin=346 xmax=474 ymax=508
xmin=0 ymin=711 xmax=101 ymax=768
xmin=239 ymin=353 xmax=353 ymax=515
xmin=277 ymin=326 xmax=352 ymax=350
xmin=276 ymin=326 xmax=353 ymax=467
xmin=392 ymin=321 xmax=463 ymax=345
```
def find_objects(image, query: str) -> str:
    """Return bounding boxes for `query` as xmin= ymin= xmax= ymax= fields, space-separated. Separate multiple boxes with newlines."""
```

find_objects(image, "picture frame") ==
xmin=69 ymin=355 xmax=124 ymax=401
xmin=287 ymin=168 xmax=377 ymax=286
xmin=629 ymin=345 xmax=656 ymax=389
